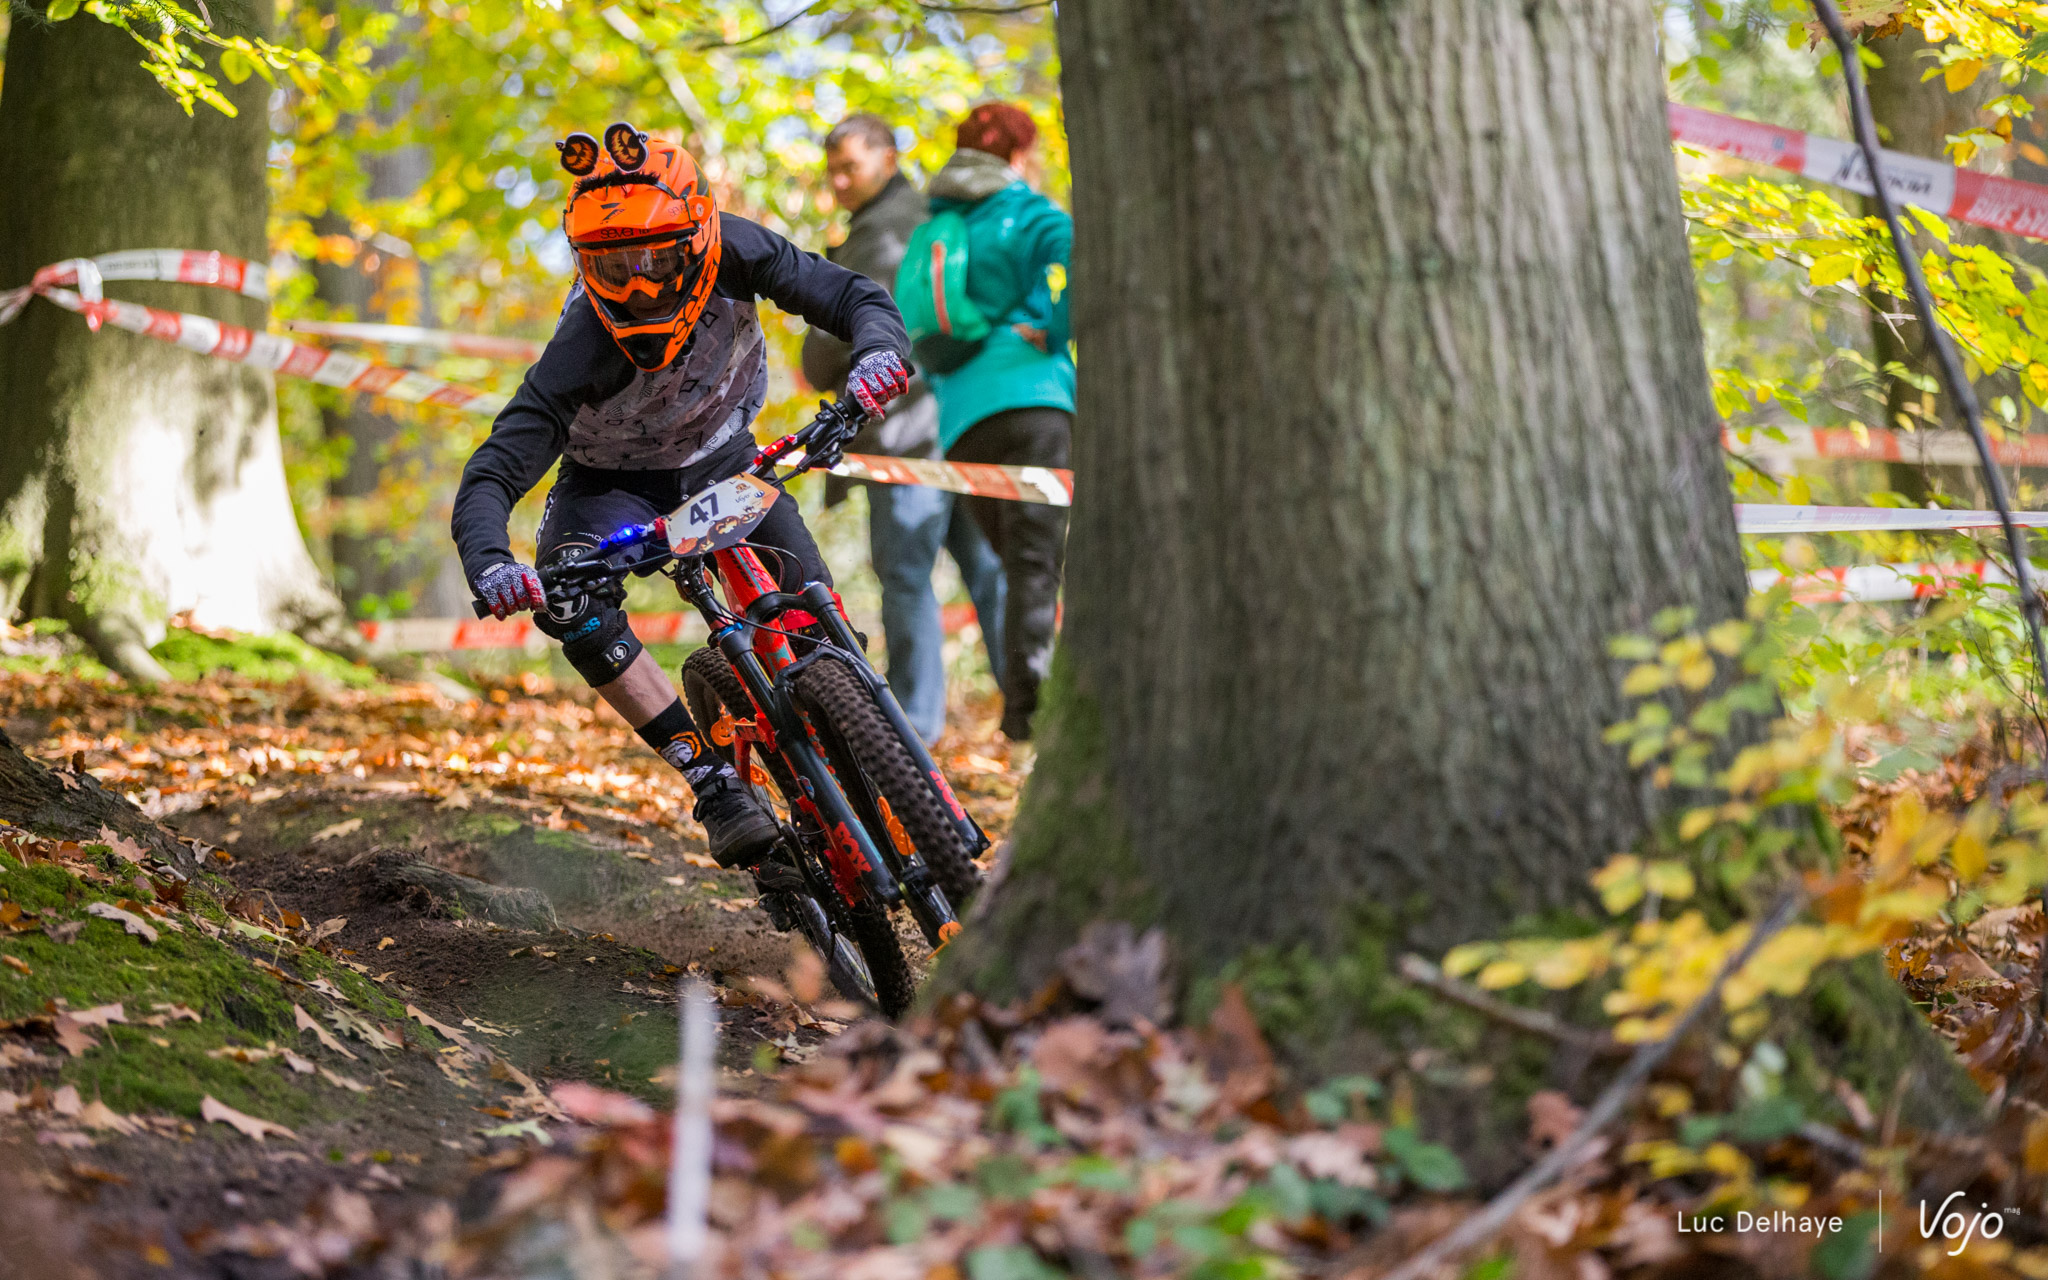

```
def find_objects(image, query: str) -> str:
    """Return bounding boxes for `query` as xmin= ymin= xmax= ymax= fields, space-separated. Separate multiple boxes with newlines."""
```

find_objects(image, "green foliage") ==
xmin=55 ymin=0 xmax=327 ymax=115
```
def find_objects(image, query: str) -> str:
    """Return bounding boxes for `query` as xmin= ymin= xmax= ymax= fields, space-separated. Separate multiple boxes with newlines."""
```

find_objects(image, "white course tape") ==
xmin=1734 ymin=503 xmax=2048 ymax=534
xmin=1669 ymin=102 xmax=2048 ymax=242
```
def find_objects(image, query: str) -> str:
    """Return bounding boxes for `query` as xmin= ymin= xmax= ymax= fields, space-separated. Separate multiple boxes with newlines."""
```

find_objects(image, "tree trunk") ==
xmin=0 ymin=6 xmax=349 ymax=680
xmin=948 ymin=0 xmax=1975 ymax=1131
xmin=1862 ymin=26 xmax=2009 ymax=503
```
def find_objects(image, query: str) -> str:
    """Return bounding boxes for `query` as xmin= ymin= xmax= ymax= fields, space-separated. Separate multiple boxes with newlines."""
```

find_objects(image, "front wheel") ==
xmin=681 ymin=646 xmax=914 ymax=1014
xmin=791 ymin=655 xmax=984 ymax=921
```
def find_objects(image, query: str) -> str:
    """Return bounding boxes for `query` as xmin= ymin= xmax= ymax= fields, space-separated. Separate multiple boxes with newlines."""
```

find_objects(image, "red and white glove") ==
xmin=847 ymin=350 xmax=910 ymax=418
xmin=473 ymin=561 xmax=545 ymax=619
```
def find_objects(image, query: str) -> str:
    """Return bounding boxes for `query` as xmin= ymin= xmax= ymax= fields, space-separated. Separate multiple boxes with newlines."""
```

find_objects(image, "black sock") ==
xmin=635 ymin=699 xmax=727 ymax=790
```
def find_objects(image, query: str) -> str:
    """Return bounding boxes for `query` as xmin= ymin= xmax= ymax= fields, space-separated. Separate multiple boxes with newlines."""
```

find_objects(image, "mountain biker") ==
xmin=451 ymin=125 xmax=911 ymax=870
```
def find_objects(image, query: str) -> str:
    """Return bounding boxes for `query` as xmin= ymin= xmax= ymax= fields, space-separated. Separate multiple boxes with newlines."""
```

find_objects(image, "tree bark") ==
xmin=0 ymin=6 xmax=349 ymax=680
xmin=1862 ymin=27 xmax=2011 ymax=503
xmin=946 ymin=0 xmax=1975 ymax=1128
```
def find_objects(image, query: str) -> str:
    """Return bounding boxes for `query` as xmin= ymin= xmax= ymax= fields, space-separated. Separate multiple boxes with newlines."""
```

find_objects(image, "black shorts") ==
xmin=535 ymin=431 xmax=831 ymax=595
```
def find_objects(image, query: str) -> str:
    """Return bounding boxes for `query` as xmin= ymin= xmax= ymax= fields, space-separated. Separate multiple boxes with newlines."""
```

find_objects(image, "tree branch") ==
xmin=916 ymin=0 xmax=1053 ymax=13
xmin=1378 ymin=891 xmax=1808 ymax=1280
xmin=694 ymin=0 xmax=829 ymax=49
xmin=1395 ymin=954 xmax=1627 ymax=1059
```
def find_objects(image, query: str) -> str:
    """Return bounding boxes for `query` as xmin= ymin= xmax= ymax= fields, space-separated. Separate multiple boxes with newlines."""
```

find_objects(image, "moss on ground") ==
xmin=147 ymin=625 xmax=378 ymax=687
xmin=1 ymin=617 xmax=376 ymax=686
xmin=0 ymin=849 xmax=393 ymax=1123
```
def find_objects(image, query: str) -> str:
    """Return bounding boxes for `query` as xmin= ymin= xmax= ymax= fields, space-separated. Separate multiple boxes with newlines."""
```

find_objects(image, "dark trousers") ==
xmin=946 ymin=406 xmax=1071 ymax=737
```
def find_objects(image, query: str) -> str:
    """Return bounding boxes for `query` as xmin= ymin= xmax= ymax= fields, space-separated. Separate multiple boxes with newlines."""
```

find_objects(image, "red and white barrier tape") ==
xmin=2 ymin=255 xmax=512 ymax=415
xmin=1725 ymin=424 xmax=2048 ymax=468
xmin=1748 ymin=560 xmax=2007 ymax=604
xmin=829 ymin=453 xmax=1074 ymax=506
xmin=1670 ymin=102 xmax=2048 ymax=242
xmin=3 ymin=250 xmax=1077 ymax=505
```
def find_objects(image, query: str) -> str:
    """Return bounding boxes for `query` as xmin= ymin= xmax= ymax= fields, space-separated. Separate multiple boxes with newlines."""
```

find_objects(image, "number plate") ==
xmin=665 ymin=473 xmax=780 ymax=557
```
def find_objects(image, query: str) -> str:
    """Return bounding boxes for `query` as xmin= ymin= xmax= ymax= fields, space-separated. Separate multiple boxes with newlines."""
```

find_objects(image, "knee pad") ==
xmin=555 ymin=607 xmax=642 ymax=687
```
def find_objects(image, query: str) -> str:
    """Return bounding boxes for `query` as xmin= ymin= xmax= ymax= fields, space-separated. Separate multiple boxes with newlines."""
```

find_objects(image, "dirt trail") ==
xmin=0 ymin=666 xmax=1026 ymax=1278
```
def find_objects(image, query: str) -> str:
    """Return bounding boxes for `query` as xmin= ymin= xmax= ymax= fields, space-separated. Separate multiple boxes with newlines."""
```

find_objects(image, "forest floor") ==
xmin=7 ymin=650 xmax=2048 ymax=1279
xmin=0 ymin=659 xmax=1026 ymax=1278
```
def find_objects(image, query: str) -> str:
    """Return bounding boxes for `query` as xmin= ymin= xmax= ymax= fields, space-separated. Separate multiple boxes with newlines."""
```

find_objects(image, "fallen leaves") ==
xmin=53 ymin=1003 xmax=126 ymax=1056
xmin=200 ymin=1095 xmax=296 ymax=1141
xmin=85 ymin=900 xmax=157 ymax=943
xmin=310 ymin=817 xmax=364 ymax=843
xmin=308 ymin=915 xmax=348 ymax=944
xmin=294 ymin=1003 xmax=359 ymax=1061
xmin=2 ymin=954 xmax=30 ymax=976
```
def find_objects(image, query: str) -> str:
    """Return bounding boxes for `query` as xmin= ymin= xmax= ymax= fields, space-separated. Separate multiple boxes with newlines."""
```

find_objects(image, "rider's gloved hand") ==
xmin=473 ymin=561 xmax=545 ymax=619
xmin=847 ymin=350 xmax=909 ymax=419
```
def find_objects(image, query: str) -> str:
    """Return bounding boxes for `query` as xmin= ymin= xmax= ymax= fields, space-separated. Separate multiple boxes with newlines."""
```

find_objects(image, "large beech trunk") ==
xmin=949 ymin=0 xmax=1975 ymax=1130
xmin=0 ymin=7 xmax=348 ymax=680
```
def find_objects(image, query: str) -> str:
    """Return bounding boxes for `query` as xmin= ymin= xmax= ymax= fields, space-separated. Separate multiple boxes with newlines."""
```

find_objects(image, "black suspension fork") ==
xmin=709 ymin=621 xmax=903 ymax=907
xmin=794 ymin=582 xmax=992 ymax=856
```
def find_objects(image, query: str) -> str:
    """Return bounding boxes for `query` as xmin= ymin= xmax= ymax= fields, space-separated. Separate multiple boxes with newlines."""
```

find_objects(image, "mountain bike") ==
xmin=473 ymin=399 xmax=989 ymax=1016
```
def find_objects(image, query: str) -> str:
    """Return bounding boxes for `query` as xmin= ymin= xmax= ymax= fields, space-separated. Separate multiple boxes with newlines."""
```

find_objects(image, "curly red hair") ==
xmin=955 ymin=102 xmax=1038 ymax=163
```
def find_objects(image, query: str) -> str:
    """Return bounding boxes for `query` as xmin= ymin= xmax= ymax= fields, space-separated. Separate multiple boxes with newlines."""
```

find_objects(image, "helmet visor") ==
xmin=576 ymin=238 xmax=703 ymax=325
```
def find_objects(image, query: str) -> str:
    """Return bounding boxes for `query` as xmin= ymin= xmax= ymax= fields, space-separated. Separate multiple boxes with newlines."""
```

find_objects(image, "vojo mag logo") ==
xmin=1919 ymin=1193 xmax=2017 ymax=1257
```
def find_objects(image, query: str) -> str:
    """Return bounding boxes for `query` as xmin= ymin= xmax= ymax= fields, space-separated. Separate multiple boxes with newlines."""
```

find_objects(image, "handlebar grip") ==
xmin=471 ymin=598 xmax=490 ymax=619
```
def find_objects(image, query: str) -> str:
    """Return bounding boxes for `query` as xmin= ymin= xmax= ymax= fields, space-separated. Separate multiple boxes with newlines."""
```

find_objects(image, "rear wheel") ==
xmin=680 ymin=646 xmax=913 ymax=1014
xmin=791 ymin=655 xmax=984 ymax=914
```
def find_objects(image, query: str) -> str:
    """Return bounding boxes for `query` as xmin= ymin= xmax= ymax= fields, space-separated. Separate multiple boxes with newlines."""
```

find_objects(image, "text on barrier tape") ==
xmin=1669 ymin=102 xmax=2048 ymax=243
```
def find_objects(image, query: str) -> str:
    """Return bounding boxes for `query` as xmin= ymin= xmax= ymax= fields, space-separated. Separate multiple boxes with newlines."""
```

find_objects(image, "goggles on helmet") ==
xmin=575 ymin=237 xmax=705 ymax=329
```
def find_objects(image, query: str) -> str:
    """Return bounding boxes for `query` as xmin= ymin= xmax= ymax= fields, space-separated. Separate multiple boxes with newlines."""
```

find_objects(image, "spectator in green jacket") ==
xmin=925 ymin=103 xmax=1074 ymax=741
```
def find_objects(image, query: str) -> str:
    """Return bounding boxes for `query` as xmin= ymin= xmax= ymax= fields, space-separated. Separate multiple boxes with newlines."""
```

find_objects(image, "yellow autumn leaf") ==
xmin=1531 ymin=938 xmax=1605 ymax=989
xmin=1951 ymin=821 xmax=1991 ymax=881
xmin=1622 ymin=663 xmax=1671 ymax=696
xmin=1647 ymin=1083 xmax=1692 ymax=1117
xmin=1678 ymin=808 xmax=1718 ymax=841
xmin=2029 ymin=363 xmax=2048 ymax=396
xmin=1945 ymin=58 xmax=1985 ymax=92
xmin=1644 ymin=860 xmax=1698 ymax=899
xmin=1441 ymin=943 xmax=1494 ymax=979
xmin=2024 ymin=1113 xmax=2048 ymax=1175
xmin=1808 ymin=253 xmax=1859 ymax=287
xmin=1705 ymin=619 xmax=1751 ymax=656
xmin=1677 ymin=655 xmax=1717 ymax=691
xmin=1702 ymin=1142 xmax=1753 ymax=1180
xmin=1592 ymin=855 xmax=1645 ymax=913
xmin=1475 ymin=959 xmax=1528 ymax=990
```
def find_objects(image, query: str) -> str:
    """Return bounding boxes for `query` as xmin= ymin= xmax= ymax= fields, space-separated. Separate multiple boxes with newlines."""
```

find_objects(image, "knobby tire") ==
xmin=790 ymin=655 xmax=984 ymax=909
xmin=679 ymin=647 xmax=915 ymax=1016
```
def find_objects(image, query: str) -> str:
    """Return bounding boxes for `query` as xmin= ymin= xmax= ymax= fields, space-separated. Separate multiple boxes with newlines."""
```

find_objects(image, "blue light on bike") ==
xmin=595 ymin=521 xmax=656 ymax=553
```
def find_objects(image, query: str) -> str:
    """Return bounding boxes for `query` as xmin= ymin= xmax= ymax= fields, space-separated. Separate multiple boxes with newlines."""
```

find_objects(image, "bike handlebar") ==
xmin=467 ymin=397 xmax=867 ymax=620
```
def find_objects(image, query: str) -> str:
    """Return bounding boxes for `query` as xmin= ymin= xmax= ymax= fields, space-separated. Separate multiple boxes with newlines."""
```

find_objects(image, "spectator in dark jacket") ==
xmin=802 ymin=114 xmax=1005 ymax=746
xmin=924 ymin=103 xmax=1073 ymax=741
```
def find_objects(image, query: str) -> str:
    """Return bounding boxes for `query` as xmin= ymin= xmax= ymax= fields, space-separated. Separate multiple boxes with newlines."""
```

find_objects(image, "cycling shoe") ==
xmin=694 ymin=777 xmax=780 ymax=868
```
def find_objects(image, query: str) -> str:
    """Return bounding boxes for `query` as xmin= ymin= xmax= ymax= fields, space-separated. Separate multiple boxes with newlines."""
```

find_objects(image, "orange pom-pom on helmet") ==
xmin=557 ymin=122 xmax=722 ymax=371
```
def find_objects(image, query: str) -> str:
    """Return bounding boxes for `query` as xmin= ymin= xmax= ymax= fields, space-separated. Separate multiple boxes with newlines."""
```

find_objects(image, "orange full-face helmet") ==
xmin=559 ymin=123 xmax=722 ymax=371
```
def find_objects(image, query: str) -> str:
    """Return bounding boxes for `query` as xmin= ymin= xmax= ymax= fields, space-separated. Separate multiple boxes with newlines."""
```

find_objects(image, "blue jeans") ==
xmin=868 ymin=482 xmax=1006 ymax=744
